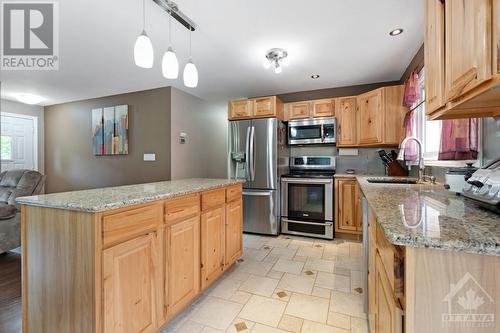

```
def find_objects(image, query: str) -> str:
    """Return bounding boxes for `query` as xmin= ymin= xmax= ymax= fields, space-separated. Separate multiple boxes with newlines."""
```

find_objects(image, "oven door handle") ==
xmin=282 ymin=218 xmax=333 ymax=226
xmin=281 ymin=178 xmax=333 ymax=184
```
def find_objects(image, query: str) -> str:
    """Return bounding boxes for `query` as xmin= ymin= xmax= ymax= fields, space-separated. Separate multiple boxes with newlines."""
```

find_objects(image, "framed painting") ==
xmin=91 ymin=108 xmax=103 ymax=155
xmin=92 ymin=105 xmax=129 ymax=156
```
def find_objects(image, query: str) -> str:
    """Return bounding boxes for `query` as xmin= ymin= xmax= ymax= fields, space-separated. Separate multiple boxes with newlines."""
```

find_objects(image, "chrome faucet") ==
xmin=397 ymin=136 xmax=435 ymax=184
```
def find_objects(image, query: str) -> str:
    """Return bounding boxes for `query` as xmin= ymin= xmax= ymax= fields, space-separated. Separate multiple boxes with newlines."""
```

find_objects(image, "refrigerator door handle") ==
xmin=249 ymin=126 xmax=256 ymax=181
xmin=245 ymin=126 xmax=251 ymax=181
xmin=243 ymin=190 xmax=272 ymax=197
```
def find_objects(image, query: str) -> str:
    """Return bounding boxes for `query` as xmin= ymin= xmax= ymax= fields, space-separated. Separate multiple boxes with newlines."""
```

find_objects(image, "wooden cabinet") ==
xmin=312 ymin=99 xmax=335 ymax=117
xmin=201 ymin=206 xmax=225 ymax=289
xmin=164 ymin=216 xmax=200 ymax=319
xmin=228 ymin=96 xmax=283 ymax=120
xmin=358 ymin=89 xmax=383 ymax=145
xmin=357 ymin=86 xmax=406 ymax=146
xmin=286 ymin=102 xmax=311 ymax=120
xmin=335 ymin=178 xmax=361 ymax=235
xmin=103 ymin=233 xmax=159 ymax=333
xmin=424 ymin=0 xmax=445 ymax=115
xmin=336 ymin=97 xmax=357 ymax=146
xmin=375 ymin=252 xmax=403 ymax=333
xmin=228 ymin=100 xmax=253 ymax=120
xmin=225 ymin=199 xmax=243 ymax=266
xmin=445 ymin=0 xmax=492 ymax=103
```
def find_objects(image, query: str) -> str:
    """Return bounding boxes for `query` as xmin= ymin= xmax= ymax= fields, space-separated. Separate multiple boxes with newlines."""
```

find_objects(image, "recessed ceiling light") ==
xmin=389 ymin=28 xmax=404 ymax=36
xmin=16 ymin=93 xmax=44 ymax=105
xmin=311 ymin=75 xmax=320 ymax=79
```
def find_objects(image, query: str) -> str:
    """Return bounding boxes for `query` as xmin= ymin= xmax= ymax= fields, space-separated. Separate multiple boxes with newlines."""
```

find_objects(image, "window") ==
xmin=0 ymin=135 xmax=13 ymax=160
xmin=407 ymin=68 xmax=479 ymax=166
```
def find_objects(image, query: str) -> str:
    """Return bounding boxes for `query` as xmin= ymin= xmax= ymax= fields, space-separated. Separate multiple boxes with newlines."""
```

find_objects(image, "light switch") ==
xmin=180 ymin=132 xmax=187 ymax=144
xmin=143 ymin=153 xmax=156 ymax=161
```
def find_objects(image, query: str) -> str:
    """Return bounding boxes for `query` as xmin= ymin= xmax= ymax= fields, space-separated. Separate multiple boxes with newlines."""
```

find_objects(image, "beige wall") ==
xmin=170 ymin=87 xmax=228 ymax=179
xmin=44 ymin=87 xmax=171 ymax=193
xmin=1 ymin=99 xmax=45 ymax=173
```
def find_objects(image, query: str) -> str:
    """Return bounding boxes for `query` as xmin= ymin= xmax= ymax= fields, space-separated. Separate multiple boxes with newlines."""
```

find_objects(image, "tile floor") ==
xmin=161 ymin=234 xmax=368 ymax=333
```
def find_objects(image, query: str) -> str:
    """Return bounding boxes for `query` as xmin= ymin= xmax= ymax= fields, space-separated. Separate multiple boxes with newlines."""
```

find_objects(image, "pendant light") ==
xmin=161 ymin=9 xmax=179 ymax=79
xmin=183 ymin=29 xmax=198 ymax=88
xmin=134 ymin=0 xmax=154 ymax=68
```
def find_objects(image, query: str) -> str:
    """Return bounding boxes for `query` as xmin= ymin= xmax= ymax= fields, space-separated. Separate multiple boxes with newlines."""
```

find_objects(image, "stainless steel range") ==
xmin=281 ymin=156 xmax=335 ymax=239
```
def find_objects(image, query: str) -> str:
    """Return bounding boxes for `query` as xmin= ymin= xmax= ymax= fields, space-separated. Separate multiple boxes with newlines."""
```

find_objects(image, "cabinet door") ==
xmin=254 ymin=97 xmax=276 ymax=117
xmin=375 ymin=253 xmax=403 ymax=333
xmin=201 ymin=206 xmax=225 ymax=289
xmin=358 ymin=89 xmax=383 ymax=144
xmin=229 ymin=100 xmax=253 ymax=119
xmin=287 ymin=102 xmax=311 ymax=120
xmin=445 ymin=0 xmax=492 ymax=102
xmin=312 ymin=99 xmax=335 ymax=117
xmin=103 ymin=233 xmax=158 ymax=333
xmin=424 ymin=0 xmax=445 ymax=114
xmin=336 ymin=179 xmax=359 ymax=233
xmin=165 ymin=216 xmax=200 ymax=318
xmin=336 ymin=97 xmax=357 ymax=146
xmin=225 ymin=199 xmax=242 ymax=266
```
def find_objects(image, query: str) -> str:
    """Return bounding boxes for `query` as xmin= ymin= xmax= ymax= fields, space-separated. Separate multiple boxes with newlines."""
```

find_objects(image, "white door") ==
xmin=1 ymin=115 xmax=35 ymax=171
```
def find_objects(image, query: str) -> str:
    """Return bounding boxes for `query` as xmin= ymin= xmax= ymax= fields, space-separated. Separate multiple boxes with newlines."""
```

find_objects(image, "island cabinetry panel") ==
xmin=164 ymin=193 xmax=199 ymax=222
xmin=164 ymin=215 xmax=200 ymax=320
xmin=102 ymin=232 xmax=159 ymax=333
xmin=225 ymin=198 xmax=243 ymax=266
xmin=201 ymin=205 xmax=226 ymax=289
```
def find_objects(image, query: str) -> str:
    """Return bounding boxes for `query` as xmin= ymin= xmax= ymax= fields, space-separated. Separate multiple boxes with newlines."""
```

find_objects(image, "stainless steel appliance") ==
xmin=281 ymin=156 xmax=335 ymax=239
xmin=228 ymin=118 xmax=289 ymax=235
xmin=288 ymin=117 xmax=336 ymax=145
xmin=444 ymin=163 xmax=478 ymax=193
xmin=462 ymin=157 xmax=500 ymax=213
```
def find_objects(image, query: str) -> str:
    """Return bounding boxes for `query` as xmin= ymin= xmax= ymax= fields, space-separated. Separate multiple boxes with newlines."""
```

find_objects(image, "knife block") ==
xmin=387 ymin=160 xmax=409 ymax=177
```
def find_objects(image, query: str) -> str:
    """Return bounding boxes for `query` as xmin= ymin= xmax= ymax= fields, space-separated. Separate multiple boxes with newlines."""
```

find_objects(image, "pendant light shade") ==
xmin=162 ymin=47 xmax=179 ymax=79
xmin=183 ymin=59 xmax=198 ymax=88
xmin=134 ymin=31 xmax=154 ymax=68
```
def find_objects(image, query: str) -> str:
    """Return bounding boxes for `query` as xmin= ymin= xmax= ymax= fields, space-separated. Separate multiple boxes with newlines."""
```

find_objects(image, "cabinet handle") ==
xmin=448 ymin=67 xmax=478 ymax=101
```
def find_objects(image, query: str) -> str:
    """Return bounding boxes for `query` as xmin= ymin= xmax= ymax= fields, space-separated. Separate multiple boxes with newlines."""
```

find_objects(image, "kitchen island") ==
xmin=17 ymin=178 xmax=243 ymax=333
xmin=357 ymin=177 xmax=500 ymax=333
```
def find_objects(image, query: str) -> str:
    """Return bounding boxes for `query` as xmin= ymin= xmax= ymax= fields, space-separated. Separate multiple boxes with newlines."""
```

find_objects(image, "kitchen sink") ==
xmin=366 ymin=177 xmax=419 ymax=184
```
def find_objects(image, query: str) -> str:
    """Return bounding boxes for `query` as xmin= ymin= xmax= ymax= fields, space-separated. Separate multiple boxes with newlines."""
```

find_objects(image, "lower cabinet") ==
xmin=225 ymin=199 xmax=243 ymax=266
xmin=201 ymin=206 xmax=226 ymax=289
xmin=165 ymin=215 xmax=200 ymax=318
xmin=375 ymin=252 xmax=403 ymax=333
xmin=335 ymin=178 xmax=362 ymax=235
xmin=102 ymin=232 xmax=159 ymax=333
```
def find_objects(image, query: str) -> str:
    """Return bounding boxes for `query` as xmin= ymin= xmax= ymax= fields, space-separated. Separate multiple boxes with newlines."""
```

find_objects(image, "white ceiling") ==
xmin=1 ymin=0 xmax=424 ymax=105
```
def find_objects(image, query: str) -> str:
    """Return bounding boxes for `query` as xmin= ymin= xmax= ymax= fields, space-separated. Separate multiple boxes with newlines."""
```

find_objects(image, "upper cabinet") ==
xmin=312 ymin=99 xmax=335 ymax=117
xmin=228 ymin=96 xmax=283 ymax=120
xmin=336 ymin=97 xmax=358 ymax=146
xmin=357 ymin=86 xmax=406 ymax=146
xmin=425 ymin=0 xmax=500 ymax=119
xmin=286 ymin=102 xmax=311 ymax=120
xmin=284 ymin=98 xmax=335 ymax=120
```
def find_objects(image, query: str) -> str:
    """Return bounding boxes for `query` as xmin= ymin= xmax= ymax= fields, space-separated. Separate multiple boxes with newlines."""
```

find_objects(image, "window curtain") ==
xmin=401 ymin=71 xmax=421 ymax=161
xmin=438 ymin=118 xmax=478 ymax=160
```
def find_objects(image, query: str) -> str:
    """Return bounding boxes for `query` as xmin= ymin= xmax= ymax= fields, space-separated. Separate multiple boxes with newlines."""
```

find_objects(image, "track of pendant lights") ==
xmin=134 ymin=0 xmax=198 ymax=88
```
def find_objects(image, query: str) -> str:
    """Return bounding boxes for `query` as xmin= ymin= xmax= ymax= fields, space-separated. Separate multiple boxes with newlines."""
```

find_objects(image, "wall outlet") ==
xmin=338 ymin=148 xmax=359 ymax=156
xmin=143 ymin=153 xmax=156 ymax=161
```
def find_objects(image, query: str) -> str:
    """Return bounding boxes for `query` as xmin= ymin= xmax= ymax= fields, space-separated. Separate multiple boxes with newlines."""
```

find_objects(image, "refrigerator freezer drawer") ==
xmin=243 ymin=189 xmax=278 ymax=235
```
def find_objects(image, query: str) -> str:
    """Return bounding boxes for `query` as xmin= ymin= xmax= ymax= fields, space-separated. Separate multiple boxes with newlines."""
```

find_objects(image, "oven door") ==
xmin=281 ymin=177 xmax=333 ymax=221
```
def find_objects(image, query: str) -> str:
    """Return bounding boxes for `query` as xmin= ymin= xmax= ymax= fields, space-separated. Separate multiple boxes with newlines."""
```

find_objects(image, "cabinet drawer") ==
xmin=103 ymin=203 xmax=162 ymax=247
xmin=165 ymin=194 xmax=200 ymax=223
xmin=226 ymin=184 xmax=242 ymax=203
xmin=202 ymin=189 xmax=226 ymax=211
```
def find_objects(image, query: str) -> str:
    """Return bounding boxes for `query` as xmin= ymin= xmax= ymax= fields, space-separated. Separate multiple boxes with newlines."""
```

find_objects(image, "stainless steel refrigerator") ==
xmin=228 ymin=118 xmax=288 ymax=235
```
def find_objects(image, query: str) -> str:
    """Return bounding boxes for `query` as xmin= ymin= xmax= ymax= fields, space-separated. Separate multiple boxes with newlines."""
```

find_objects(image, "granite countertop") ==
xmin=16 ymin=178 xmax=243 ymax=213
xmin=357 ymin=177 xmax=500 ymax=256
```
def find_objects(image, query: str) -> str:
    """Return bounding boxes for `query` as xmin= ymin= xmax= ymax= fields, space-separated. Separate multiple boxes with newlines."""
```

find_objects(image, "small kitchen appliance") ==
xmin=444 ymin=163 xmax=478 ymax=193
xmin=287 ymin=117 xmax=336 ymax=145
xmin=462 ymin=157 xmax=500 ymax=213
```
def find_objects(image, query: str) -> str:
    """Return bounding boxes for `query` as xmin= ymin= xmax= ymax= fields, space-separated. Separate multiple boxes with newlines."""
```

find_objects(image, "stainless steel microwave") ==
xmin=287 ymin=118 xmax=336 ymax=145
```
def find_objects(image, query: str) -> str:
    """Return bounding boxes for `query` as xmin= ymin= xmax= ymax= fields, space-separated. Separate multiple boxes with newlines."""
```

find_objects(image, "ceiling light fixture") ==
xmin=161 ymin=8 xmax=179 ymax=79
xmin=183 ymin=28 xmax=198 ymax=88
xmin=264 ymin=48 xmax=288 ymax=74
xmin=134 ymin=0 xmax=154 ymax=68
xmin=16 ymin=93 xmax=44 ymax=105
xmin=389 ymin=28 xmax=404 ymax=36
xmin=311 ymin=75 xmax=320 ymax=79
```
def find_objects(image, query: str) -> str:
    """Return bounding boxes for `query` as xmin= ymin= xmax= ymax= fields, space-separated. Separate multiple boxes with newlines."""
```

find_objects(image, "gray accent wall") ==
xmin=44 ymin=87 xmax=172 ymax=193
xmin=0 ymin=99 xmax=45 ymax=173
xmin=170 ymin=87 xmax=228 ymax=179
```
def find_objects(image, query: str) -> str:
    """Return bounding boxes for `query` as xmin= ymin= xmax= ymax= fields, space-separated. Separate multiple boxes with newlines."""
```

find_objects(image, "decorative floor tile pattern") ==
xmin=161 ymin=234 xmax=367 ymax=332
